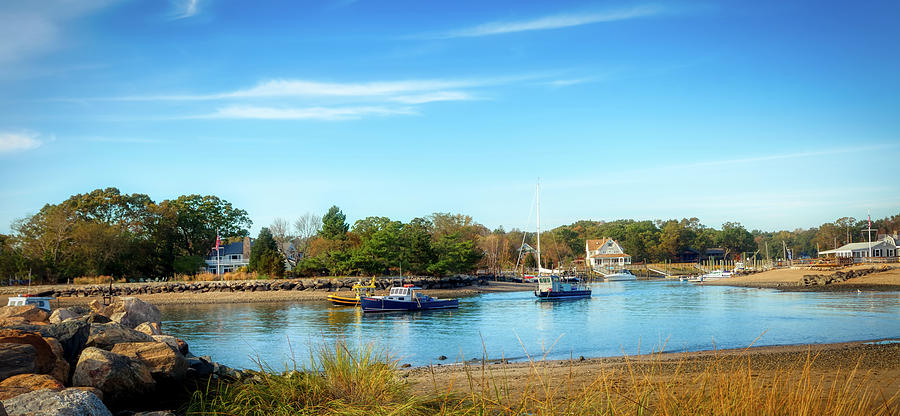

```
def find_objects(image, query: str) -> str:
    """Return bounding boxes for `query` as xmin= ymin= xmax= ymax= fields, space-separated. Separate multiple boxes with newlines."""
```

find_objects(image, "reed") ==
xmin=186 ymin=340 xmax=899 ymax=416
xmin=72 ymin=275 xmax=126 ymax=285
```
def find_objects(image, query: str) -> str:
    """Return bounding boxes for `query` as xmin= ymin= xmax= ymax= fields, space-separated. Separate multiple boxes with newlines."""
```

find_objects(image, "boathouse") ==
xmin=585 ymin=238 xmax=632 ymax=271
xmin=818 ymin=235 xmax=898 ymax=260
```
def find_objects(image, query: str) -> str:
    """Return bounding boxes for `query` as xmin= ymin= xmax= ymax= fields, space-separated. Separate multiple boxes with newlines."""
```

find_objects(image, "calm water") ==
xmin=160 ymin=281 xmax=900 ymax=369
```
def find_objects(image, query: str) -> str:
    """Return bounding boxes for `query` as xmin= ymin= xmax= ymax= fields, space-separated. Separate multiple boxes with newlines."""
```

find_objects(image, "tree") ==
xmin=717 ymin=222 xmax=755 ymax=259
xmin=428 ymin=232 xmax=483 ymax=275
xmin=293 ymin=212 xmax=322 ymax=253
xmin=166 ymin=195 xmax=252 ymax=256
xmin=399 ymin=218 xmax=434 ymax=275
xmin=269 ymin=218 xmax=296 ymax=266
xmin=249 ymin=227 xmax=285 ymax=277
xmin=321 ymin=206 xmax=349 ymax=240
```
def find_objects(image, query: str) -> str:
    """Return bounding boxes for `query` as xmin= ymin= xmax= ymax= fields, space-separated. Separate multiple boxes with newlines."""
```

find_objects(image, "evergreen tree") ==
xmin=321 ymin=206 xmax=349 ymax=240
xmin=250 ymin=227 xmax=284 ymax=276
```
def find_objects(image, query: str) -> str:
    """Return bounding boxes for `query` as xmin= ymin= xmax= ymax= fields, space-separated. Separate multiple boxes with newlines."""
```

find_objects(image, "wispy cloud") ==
xmin=431 ymin=5 xmax=664 ymax=39
xmin=170 ymin=0 xmax=201 ymax=20
xmin=672 ymin=143 xmax=900 ymax=169
xmin=389 ymin=91 xmax=473 ymax=104
xmin=195 ymin=105 xmax=416 ymax=120
xmin=0 ymin=131 xmax=44 ymax=154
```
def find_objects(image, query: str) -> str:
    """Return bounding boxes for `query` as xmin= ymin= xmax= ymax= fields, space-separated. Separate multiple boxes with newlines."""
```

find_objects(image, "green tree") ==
xmin=428 ymin=232 xmax=483 ymax=275
xmin=321 ymin=206 xmax=349 ymax=240
xmin=249 ymin=227 xmax=285 ymax=276
xmin=167 ymin=195 xmax=252 ymax=257
xmin=399 ymin=218 xmax=435 ymax=275
xmin=717 ymin=222 xmax=755 ymax=259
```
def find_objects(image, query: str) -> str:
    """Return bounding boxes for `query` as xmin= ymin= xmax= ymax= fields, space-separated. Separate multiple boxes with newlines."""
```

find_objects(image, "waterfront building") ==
xmin=204 ymin=237 xmax=252 ymax=274
xmin=585 ymin=238 xmax=632 ymax=271
xmin=818 ymin=235 xmax=898 ymax=260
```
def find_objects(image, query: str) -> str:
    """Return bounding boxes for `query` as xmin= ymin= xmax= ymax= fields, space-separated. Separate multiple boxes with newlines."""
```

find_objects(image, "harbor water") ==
xmin=160 ymin=280 xmax=900 ymax=369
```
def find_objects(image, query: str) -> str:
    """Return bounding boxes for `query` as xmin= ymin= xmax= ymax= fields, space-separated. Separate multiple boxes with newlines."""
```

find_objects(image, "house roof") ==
xmin=585 ymin=238 xmax=610 ymax=252
xmin=590 ymin=253 xmax=632 ymax=259
xmin=819 ymin=238 xmax=895 ymax=254
xmin=208 ymin=241 xmax=248 ymax=257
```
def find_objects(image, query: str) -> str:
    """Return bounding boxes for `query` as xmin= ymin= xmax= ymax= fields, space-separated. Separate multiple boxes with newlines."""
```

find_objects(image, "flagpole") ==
xmin=867 ymin=210 xmax=872 ymax=262
xmin=216 ymin=229 xmax=221 ymax=276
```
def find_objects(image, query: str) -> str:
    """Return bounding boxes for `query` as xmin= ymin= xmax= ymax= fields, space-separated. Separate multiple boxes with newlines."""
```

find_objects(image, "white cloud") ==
xmin=389 ymin=91 xmax=473 ymax=104
xmin=433 ymin=5 xmax=664 ymax=38
xmin=0 ymin=132 xmax=43 ymax=154
xmin=171 ymin=0 xmax=200 ymax=20
xmin=198 ymin=105 xmax=416 ymax=120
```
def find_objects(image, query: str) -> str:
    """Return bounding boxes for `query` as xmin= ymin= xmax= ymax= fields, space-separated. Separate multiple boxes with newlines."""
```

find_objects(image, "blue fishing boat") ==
xmin=361 ymin=284 xmax=458 ymax=313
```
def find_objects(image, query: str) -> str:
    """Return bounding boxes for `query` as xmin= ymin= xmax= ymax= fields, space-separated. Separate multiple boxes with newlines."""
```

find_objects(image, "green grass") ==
xmin=186 ymin=339 xmax=899 ymax=416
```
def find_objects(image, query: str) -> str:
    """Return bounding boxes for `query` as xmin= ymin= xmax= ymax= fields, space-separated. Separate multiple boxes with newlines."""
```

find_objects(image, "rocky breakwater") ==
xmin=0 ymin=297 xmax=239 ymax=415
xmin=49 ymin=275 xmax=490 ymax=298
xmin=801 ymin=266 xmax=890 ymax=286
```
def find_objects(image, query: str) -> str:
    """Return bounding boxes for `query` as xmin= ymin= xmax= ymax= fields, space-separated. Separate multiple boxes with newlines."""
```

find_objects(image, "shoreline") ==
xmin=402 ymin=338 xmax=900 ymax=397
xmin=0 ymin=281 xmax=535 ymax=306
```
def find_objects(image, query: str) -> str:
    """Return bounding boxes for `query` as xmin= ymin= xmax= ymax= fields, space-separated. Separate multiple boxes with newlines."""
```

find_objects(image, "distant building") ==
xmin=818 ymin=236 xmax=898 ymax=259
xmin=204 ymin=237 xmax=252 ymax=274
xmin=585 ymin=238 xmax=632 ymax=271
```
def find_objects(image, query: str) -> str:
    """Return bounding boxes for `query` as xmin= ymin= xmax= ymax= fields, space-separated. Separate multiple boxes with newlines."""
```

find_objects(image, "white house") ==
xmin=818 ymin=235 xmax=897 ymax=259
xmin=204 ymin=237 xmax=252 ymax=274
xmin=585 ymin=238 xmax=632 ymax=271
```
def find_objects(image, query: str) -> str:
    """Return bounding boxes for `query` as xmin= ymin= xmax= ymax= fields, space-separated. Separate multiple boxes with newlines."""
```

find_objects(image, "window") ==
xmin=231 ymin=254 xmax=241 ymax=260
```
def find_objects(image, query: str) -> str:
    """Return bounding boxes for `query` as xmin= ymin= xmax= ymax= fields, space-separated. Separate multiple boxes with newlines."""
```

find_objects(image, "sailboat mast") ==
xmin=536 ymin=182 xmax=542 ymax=273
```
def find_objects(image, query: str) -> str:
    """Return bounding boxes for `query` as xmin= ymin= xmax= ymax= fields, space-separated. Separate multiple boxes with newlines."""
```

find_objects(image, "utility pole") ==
xmin=782 ymin=240 xmax=788 ymax=265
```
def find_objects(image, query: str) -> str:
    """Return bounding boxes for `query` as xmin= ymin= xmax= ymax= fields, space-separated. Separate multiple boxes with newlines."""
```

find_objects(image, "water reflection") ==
xmin=160 ymin=282 xmax=900 ymax=369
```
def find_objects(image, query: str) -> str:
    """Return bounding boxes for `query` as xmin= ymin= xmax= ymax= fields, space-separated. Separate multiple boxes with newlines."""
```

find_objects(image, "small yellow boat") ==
xmin=327 ymin=276 xmax=378 ymax=306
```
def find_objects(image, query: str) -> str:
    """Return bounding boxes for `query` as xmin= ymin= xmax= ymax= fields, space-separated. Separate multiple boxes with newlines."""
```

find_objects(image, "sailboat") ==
xmin=532 ymin=183 xmax=592 ymax=299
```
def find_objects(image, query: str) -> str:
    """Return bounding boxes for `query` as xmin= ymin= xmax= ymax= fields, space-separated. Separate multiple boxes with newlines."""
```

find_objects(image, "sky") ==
xmin=1 ymin=0 xmax=898 ymax=235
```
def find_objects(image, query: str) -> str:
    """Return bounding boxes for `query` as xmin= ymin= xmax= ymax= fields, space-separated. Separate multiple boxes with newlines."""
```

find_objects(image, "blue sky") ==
xmin=1 ymin=0 xmax=898 ymax=235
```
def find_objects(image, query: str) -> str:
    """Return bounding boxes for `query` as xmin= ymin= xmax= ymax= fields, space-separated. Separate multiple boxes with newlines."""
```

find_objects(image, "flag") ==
xmin=215 ymin=234 xmax=221 ymax=252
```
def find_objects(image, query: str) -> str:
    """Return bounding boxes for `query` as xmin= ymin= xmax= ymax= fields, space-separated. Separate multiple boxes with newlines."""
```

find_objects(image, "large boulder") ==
xmin=110 ymin=342 xmax=186 ymax=380
xmin=0 ymin=330 xmax=55 ymax=374
xmin=72 ymin=347 xmax=155 ymax=405
xmin=0 ymin=344 xmax=36 ymax=381
xmin=150 ymin=335 xmax=179 ymax=352
xmin=0 ymin=374 xmax=64 ymax=400
xmin=134 ymin=322 xmax=162 ymax=336
xmin=92 ymin=298 xmax=161 ymax=329
xmin=34 ymin=320 xmax=89 ymax=367
xmin=49 ymin=308 xmax=82 ymax=324
xmin=1 ymin=388 xmax=112 ymax=416
xmin=86 ymin=322 xmax=154 ymax=350
xmin=43 ymin=337 xmax=70 ymax=384
xmin=0 ymin=306 xmax=49 ymax=324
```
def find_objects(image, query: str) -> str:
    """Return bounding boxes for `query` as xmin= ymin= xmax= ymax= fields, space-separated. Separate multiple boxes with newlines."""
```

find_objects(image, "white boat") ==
xmin=604 ymin=269 xmax=637 ymax=281
xmin=7 ymin=294 xmax=54 ymax=311
xmin=530 ymin=183 xmax=591 ymax=300
xmin=687 ymin=270 xmax=732 ymax=283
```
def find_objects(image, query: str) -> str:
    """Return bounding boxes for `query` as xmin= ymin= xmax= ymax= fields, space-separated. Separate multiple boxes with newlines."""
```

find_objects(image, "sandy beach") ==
xmin=706 ymin=264 xmax=900 ymax=291
xmin=403 ymin=339 xmax=900 ymax=403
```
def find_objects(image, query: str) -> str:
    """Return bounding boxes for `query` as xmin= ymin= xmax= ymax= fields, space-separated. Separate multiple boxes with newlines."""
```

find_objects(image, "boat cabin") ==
xmin=384 ymin=285 xmax=423 ymax=301
xmin=536 ymin=276 xmax=579 ymax=293
xmin=7 ymin=295 xmax=54 ymax=311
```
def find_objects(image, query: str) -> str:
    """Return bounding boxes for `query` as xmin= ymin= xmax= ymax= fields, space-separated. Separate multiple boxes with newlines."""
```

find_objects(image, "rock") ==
xmin=72 ymin=347 xmax=155 ymax=405
xmin=150 ymin=335 xmax=179 ymax=352
xmin=34 ymin=320 xmax=89 ymax=367
xmin=0 ymin=344 xmax=36 ymax=380
xmin=438 ymin=355 xmax=447 ymax=361
xmin=400 ymin=363 xmax=411 ymax=368
xmin=110 ymin=342 xmax=187 ymax=380
xmin=0 ymin=330 xmax=55 ymax=374
xmin=68 ymin=386 xmax=103 ymax=401
xmin=0 ymin=318 xmax=27 ymax=328
xmin=42 ymin=337 xmax=70 ymax=384
xmin=175 ymin=338 xmax=189 ymax=355
xmin=0 ymin=306 xmax=49 ymax=324
xmin=0 ymin=374 xmax=64 ymax=400
xmin=134 ymin=322 xmax=162 ymax=336
xmin=186 ymin=356 xmax=213 ymax=377
xmin=0 ymin=401 xmax=5 ymax=416
xmin=105 ymin=298 xmax=161 ymax=329
xmin=79 ymin=312 xmax=112 ymax=324
xmin=1 ymin=388 xmax=112 ymax=416
xmin=86 ymin=322 xmax=154 ymax=350
xmin=49 ymin=308 xmax=81 ymax=324
xmin=133 ymin=412 xmax=176 ymax=416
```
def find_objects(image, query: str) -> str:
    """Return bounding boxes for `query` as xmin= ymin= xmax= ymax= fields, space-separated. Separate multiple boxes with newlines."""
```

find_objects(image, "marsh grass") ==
xmin=187 ymin=338 xmax=899 ymax=416
xmin=73 ymin=275 xmax=126 ymax=284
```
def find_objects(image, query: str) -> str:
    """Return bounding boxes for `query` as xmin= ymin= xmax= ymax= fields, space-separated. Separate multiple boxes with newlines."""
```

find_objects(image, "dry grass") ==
xmin=72 ymin=275 xmax=126 ymax=285
xmin=187 ymin=340 xmax=899 ymax=416
xmin=172 ymin=271 xmax=268 ymax=282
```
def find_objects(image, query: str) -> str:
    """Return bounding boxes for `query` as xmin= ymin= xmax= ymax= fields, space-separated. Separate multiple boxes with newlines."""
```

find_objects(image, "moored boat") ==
xmin=327 ymin=276 xmax=378 ymax=306
xmin=687 ymin=270 xmax=733 ymax=283
xmin=360 ymin=284 xmax=458 ymax=312
xmin=7 ymin=294 xmax=54 ymax=311
xmin=534 ymin=276 xmax=592 ymax=299
xmin=604 ymin=269 xmax=636 ymax=281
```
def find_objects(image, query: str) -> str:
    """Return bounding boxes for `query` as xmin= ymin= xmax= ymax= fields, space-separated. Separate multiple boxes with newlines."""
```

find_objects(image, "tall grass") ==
xmin=187 ymin=340 xmax=899 ymax=416
xmin=73 ymin=275 xmax=126 ymax=285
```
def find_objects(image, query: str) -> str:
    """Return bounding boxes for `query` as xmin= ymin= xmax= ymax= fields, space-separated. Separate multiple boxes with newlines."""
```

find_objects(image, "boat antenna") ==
xmin=536 ymin=180 xmax=542 ymax=275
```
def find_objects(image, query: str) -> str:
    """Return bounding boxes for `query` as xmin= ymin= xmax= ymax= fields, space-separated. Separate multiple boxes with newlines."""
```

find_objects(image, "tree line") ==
xmin=2 ymin=188 xmax=898 ymax=282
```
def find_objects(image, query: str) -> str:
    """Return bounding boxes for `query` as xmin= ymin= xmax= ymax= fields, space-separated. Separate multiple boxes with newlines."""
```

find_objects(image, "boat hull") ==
xmin=360 ymin=297 xmax=459 ymax=312
xmin=534 ymin=290 xmax=592 ymax=299
xmin=327 ymin=294 xmax=361 ymax=306
xmin=604 ymin=275 xmax=636 ymax=281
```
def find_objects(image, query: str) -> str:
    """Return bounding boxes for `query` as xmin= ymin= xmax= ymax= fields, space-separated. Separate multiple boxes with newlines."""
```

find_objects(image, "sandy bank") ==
xmin=403 ymin=339 xmax=900 ymax=400
xmin=1 ymin=281 xmax=534 ymax=307
xmin=705 ymin=264 xmax=900 ymax=291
